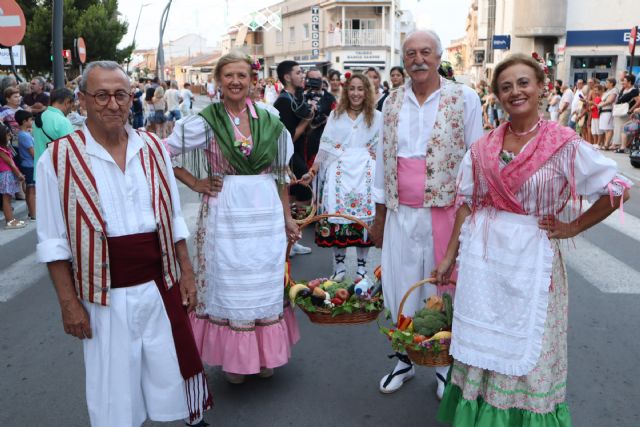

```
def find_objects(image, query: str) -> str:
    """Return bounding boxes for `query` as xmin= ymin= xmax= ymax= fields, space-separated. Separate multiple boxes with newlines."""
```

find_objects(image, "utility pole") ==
xmin=127 ymin=2 xmax=151 ymax=74
xmin=52 ymin=0 xmax=64 ymax=88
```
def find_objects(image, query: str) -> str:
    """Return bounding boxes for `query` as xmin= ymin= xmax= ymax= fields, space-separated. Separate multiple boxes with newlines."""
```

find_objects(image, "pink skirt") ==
xmin=190 ymin=303 xmax=300 ymax=375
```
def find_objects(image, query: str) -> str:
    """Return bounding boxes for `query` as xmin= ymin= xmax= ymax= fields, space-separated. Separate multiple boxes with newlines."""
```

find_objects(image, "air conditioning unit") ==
xmin=374 ymin=6 xmax=383 ymax=15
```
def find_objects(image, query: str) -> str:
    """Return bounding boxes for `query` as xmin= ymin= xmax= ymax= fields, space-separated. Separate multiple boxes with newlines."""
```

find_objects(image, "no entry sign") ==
xmin=0 ymin=0 xmax=27 ymax=47
xmin=75 ymin=37 xmax=87 ymax=64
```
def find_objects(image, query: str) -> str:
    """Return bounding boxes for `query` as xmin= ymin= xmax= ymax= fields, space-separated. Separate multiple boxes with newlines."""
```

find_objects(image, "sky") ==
xmin=118 ymin=0 xmax=471 ymax=57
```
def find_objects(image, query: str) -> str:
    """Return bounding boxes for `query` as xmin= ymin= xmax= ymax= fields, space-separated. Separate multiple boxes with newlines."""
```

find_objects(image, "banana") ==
xmin=289 ymin=284 xmax=310 ymax=302
xmin=321 ymin=280 xmax=336 ymax=289
xmin=428 ymin=331 xmax=452 ymax=341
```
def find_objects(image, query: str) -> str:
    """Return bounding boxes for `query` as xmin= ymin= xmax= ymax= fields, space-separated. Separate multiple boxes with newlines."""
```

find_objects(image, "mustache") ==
xmin=410 ymin=64 xmax=429 ymax=72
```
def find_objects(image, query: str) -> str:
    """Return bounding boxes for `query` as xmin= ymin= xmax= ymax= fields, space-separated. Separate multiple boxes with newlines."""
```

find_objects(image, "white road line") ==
xmin=563 ymin=236 xmax=640 ymax=294
xmin=0 ymin=253 xmax=47 ymax=302
xmin=0 ymin=220 xmax=34 ymax=247
xmin=583 ymin=201 xmax=640 ymax=244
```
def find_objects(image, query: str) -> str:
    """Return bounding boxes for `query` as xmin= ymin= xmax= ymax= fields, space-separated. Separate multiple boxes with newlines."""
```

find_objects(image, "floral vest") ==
xmin=50 ymin=130 xmax=179 ymax=306
xmin=382 ymin=78 xmax=466 ymax=209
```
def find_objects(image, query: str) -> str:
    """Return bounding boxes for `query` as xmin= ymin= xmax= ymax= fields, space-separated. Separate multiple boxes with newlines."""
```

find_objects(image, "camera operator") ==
xmin=302 ymin=68 xmax=336 ymax=166
xmin=274 ymin=60 xmax=315 ymax=256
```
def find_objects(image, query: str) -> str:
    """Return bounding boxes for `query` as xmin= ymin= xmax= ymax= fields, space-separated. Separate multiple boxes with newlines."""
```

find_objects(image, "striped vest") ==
xmin=381 ymin=79 xmax=466 ymax=210
xmin=50 ymin=130 xmax=179 ymax=306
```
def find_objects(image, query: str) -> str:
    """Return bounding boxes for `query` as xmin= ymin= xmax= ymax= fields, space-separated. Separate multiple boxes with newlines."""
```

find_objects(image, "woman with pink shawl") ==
xmin=434 ymin=54 xmax=631 ymax=426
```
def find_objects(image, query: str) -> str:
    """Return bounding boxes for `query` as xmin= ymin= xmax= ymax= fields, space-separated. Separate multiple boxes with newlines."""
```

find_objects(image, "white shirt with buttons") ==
xmin=36 ymin=124 xmax=189 ymax=263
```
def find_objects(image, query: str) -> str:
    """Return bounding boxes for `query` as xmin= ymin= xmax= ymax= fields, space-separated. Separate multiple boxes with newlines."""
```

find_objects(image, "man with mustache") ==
xmin=370 ymin=30 xmax=483 ymax=399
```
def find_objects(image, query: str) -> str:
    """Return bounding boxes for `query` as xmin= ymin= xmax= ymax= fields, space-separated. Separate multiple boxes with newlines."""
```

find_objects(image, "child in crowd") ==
xmin=0 ymin=124 xmax=26 ymax=229
xmin=590 ymin=84 xmax=604 ymax=148
xmin=15 ymin=110 xmax=36 ymax=220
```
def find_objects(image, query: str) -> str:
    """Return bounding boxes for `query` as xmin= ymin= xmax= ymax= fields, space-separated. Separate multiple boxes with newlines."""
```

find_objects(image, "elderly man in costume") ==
xmin=36 ymin=61 xmax=212 ymax=427
xmin=371 ymin=30 xmax=483 ymax=398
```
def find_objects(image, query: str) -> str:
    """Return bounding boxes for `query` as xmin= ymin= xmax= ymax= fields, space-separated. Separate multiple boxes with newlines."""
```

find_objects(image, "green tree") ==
xmin=17 ymin=0 xmax=133 ymax=77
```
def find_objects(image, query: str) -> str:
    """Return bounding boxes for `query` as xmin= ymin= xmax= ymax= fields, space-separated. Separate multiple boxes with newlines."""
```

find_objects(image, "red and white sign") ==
xmin=0 ymin=0 xmax=27 ymax=47
xmin=630 ymin=26 xmax=638 ymax=56
xmin=76 ymin=37 xmax=87 ymax=64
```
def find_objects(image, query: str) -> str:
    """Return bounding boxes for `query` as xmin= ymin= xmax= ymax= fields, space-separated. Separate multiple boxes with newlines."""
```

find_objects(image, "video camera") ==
xmin=303 ymin=77 xmax=323 ymax=105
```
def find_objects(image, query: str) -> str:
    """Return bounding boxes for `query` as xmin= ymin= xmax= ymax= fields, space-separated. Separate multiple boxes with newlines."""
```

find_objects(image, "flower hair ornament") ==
xmin=247 ymin=55 xmax=262 ymax=72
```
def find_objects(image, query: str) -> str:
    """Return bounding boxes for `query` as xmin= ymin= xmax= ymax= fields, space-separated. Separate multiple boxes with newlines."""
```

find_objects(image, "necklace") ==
xmin=349 ymin=106 xmax=363 ymax=113
xmin=508 ymin=119 xmax=541 ymax=137
xmin=223 ymin=103 xmax=247 ymax=126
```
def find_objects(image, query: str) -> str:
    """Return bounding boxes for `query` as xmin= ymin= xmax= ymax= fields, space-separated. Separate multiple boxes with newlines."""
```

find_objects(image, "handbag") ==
xmin=613 ymin=103 xmax=629 ymax=117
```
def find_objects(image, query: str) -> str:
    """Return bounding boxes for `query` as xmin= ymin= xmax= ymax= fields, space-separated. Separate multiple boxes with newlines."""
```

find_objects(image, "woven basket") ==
xmin=288 ymin=213 xmax=382 ymax=325
xmin=397 ymin=278 xmax=455 ymax=367
xmin=287 ymin=171 xmax=317 ymax=225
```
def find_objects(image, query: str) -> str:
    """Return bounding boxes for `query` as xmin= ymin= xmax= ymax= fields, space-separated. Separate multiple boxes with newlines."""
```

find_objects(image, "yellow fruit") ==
xmin=425 ymin=296 xmax=443 ymax=311
xmin=321 ymin=280 xmax=336 ymax=289
xmin=288 ymin=284 xmax=309 ymax=302
xmin=428 ymin=331 xmax=452 ymax=341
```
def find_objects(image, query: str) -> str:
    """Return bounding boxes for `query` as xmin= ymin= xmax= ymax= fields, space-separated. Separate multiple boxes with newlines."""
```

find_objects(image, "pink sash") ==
xmin=397 ymin=157 xmax=426 ymax=208
xmin=472 ymin=121 xmax=577 ymax=214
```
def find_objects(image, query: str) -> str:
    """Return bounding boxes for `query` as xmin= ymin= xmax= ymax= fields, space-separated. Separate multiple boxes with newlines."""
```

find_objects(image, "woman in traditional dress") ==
xmin=300 ymin=73 xmax=382 ymax=280
xmin=165 ymin=51 xmax=300 ymax=384
xmin=435 ymin=54 xmax=630 ymax=426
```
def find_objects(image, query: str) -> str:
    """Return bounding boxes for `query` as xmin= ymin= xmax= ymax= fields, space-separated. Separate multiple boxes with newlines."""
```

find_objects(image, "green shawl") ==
xmin=198 ymin=102 xmax=284 ymax=175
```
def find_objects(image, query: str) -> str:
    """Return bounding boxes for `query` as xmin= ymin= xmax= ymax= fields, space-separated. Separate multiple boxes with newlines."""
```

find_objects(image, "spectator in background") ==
xmin=14 ymin=110 xmax=35 ymax=220
xmin=18 ymin=81 xmax=30 ymax=105
xmin=302 ymin=67 xmax=336 ymax=168
xmin=131 ymin=81 xmax=144 ymax=129
xmin=180 ymin=82 xmax=194 ymax=117
xmin=599 ymin=77 xmax=619 ymax=149
xmin=365 ymin=67 xmax=385 ymax=110
xmin=568 ymin=79 xmax=585 ymax=129
xmin=558 ymin=83 xmax=573 ymax=126
xmin=328 ymin=69 xmax=342 ymax=102
xmin=0 ymin=124 xmax=25 ymax=229
xmin=164 ymin=81 xmax=182 ymax=134
xmin=144 ymin=77 xmax=159 ymax=133
xmin=32 ymin=88 xmax=74 ymax=170
xmin=0 ymin=87 xmax=22 ymax=134
xmin=589 ymin=84 xmax=604 ymax=148
xmin=23 ymin=77 xmax=50 ymax=116
xmin=206 ymin=77 xmax=216 ymax=102
xmin=619 ymin=93 xmax=640 ymax=153
xmin=389 ymin=66 xmax=406 ymax=89
xmin=0 ymin=76 xmax=18 ymax=106
xmin=612 ymin=73 xmax=638 ymax=152
xmin=150 ymin=84 xmax=167 ymax=137
xmin=547 ymin=86 xmax=562 ymax=122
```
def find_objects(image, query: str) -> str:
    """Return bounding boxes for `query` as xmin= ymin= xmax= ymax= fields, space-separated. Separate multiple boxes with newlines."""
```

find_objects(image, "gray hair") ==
xmin=402 ymin=29 xmax=443 ymax=57
xmin=32 ymin=76 xmax=46 ymax=88
xmin=0 ymin=76 xmax=17 ymax=92
xmin=79 ymin=60 xmax=128 ymax=92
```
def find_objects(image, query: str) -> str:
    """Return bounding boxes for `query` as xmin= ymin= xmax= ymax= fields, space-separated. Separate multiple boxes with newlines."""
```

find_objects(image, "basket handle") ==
xmin=286 ymin=213 xmax=372 ymax=263
xmin=287 ymin=169 xmax=318 ymax=224
xmin=396 ymin=278 xmax=456 ymax=325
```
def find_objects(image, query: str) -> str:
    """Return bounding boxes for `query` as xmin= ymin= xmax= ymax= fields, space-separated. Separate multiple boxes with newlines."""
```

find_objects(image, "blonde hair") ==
xmin=335 ymin=74 xmax=376 ymax=127
xmin=214 ymin=50 xmax=252 ymax=83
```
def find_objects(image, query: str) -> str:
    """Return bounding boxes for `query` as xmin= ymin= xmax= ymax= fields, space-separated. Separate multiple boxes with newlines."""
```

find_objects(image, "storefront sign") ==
xmin=566 ymin=29 xmax=640 ymax=46
xmin=343 ymin=50 xmax=385 ymax=62
xmin=311 ymin=6 xmax=319 ymax=58
xmin=492 ymin=35 xmax=511 ymax=50
xmin=0 ymin=44 xmax=26 ymax=66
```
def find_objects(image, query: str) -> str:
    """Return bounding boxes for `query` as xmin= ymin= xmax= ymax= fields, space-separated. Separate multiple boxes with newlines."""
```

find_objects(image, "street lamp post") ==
xmin=52 ymin=0 xmax=64 ymax=88
xmin=156 ymin=0 xmax=173 ymax=81
xmin=126 ymin=1 xmax=151 ymax=74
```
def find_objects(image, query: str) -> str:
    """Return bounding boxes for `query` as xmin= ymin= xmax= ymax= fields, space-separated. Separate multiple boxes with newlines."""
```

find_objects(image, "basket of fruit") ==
xmin=380 ymin=278 xmax=455 ymax=367
xmin=288 ymin=171 xmax=316 ymax=224
xmin=287 ymin=213 xmax=384 ymax=325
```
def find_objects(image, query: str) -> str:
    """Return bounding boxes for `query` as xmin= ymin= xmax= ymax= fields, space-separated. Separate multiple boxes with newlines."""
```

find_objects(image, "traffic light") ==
xmin=63 ymin=49 xmax=72 ymax=65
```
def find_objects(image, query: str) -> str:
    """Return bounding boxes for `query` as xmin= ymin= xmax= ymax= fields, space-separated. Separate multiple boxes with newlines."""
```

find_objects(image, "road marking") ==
xmin=0 ymin=253 xmax=46 ymax=302
xmin=563 ymin=236 xmax=640 ymax=294
xmin=583 ymin=201 xmax=640 ymax=244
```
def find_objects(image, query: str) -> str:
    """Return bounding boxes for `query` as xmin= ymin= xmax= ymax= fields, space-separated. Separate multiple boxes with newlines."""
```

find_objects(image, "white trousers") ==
xmin=381 ymin=205 xmax=438 ymax=323
xmin=82 ymin=282 xmax=189 ymax=427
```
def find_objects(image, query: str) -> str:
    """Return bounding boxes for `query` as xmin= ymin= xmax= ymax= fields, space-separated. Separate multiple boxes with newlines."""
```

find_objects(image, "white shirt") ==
xmin=373 ymin=80 xmax=484 ymax=204
xmin=206 ymin=82 xmax=215 ymax=94
xmin=570 ymin=88 xmax=584 ymax=114
xmin=36 ymin=125 xmax=189 ymax=263
xmin=180 ymin=89 xmax=193 ymax=109
xmin=560 ymin=89 xmax=573 ymax=112
xmin=165 ymin=88 xmax=181 ymax=111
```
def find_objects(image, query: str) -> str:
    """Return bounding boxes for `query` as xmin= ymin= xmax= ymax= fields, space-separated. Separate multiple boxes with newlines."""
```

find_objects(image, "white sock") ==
xmin=435 ymin=365 xmax=450 ymax=382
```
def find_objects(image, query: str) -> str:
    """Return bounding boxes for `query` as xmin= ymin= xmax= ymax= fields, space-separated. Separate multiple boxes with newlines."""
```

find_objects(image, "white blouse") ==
xmin=36 ymin=125 xmax=189 ymax=263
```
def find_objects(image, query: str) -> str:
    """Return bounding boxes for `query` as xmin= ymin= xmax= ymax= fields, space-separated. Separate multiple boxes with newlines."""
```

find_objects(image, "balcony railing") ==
xmin=325 ymin=29 xmax=388 ymax=47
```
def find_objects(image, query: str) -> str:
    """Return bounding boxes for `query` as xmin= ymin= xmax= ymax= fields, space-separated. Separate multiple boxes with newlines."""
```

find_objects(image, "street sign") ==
xmin=0 ymin=44 xmax=25 ymax=66
xmin=0 ymin=0 xmax=27 ymax=47
xmin=75 ymin=37 xmax=87 ymax=64
xmin=630 ymin=26 xmax=638 ymax=56
xmin=492 ymin=35 xmax=511 ymax=50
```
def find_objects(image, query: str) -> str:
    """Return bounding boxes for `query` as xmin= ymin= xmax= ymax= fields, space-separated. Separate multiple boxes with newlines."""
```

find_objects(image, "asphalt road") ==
xmin=1 ymin=105 xmax=639 ymax=426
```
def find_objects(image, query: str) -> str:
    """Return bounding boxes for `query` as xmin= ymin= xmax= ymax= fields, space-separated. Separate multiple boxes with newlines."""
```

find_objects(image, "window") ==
xmin=345 ymin=19 xmax=377 ymax=30
xmin=289 ymin=26 xmax=296 ymax=43
xmin=276 ymin=29 xmax=283 ymax=45
xmin=303 ymin=23 xmax=310 ymax=40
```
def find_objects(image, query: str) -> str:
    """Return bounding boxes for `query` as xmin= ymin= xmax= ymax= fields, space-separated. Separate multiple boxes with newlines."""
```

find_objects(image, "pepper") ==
xmin=331 ymin=297 xmax=344 ymax=306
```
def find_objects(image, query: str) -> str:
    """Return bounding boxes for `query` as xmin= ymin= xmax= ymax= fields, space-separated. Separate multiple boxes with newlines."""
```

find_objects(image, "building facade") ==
xmin=450 ymin=0 xmax=640 ymax=86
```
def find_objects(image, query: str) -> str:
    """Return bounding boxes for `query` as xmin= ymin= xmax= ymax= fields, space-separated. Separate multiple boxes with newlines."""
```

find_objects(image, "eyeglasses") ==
xmin=83 ymin=90 xmax=132 ymax=106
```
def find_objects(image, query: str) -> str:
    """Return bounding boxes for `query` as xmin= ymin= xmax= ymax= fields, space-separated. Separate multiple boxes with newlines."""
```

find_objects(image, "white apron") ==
xmin=204 ymin=174 xmax=286 ymax=321
xmin=450 ymin=209 xmax=554 ymax=376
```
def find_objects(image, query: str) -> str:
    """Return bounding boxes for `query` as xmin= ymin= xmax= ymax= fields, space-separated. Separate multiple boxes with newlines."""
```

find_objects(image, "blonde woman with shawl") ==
xmin=435 ymin=54 xmax=630 ymax=426
xmin=165 ymin=51 xmax=300 ymax=384
xmin=301 ymin=73 xmax=382 ymax=280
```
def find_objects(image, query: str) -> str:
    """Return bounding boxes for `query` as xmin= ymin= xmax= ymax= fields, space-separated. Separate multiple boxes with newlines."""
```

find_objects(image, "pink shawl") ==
xmin=471 ymin=120 xmax=578 ymax=215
